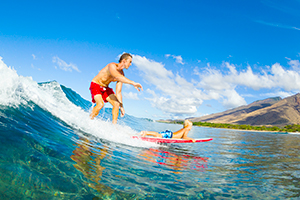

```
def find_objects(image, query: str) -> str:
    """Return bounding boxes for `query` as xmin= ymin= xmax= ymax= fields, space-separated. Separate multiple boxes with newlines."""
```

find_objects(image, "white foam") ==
xmin=0 ymin=57 xmax=156 ymax=148
xmin=288 ymin=132 xmax=300 ymax=135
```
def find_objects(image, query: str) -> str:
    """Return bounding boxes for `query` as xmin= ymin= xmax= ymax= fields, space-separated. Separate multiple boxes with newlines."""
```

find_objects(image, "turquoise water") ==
xmin=1 ymin=60 xmax=300 ymax=199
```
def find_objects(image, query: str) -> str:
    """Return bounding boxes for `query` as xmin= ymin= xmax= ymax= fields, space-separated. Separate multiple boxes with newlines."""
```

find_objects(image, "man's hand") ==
xmin=133 ymin=82 xmax=143 ymax=92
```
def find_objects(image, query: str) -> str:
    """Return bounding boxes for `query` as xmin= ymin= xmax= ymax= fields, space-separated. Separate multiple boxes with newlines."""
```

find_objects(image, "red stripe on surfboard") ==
xmin=131 ymin=136 xmax=213 ymax=143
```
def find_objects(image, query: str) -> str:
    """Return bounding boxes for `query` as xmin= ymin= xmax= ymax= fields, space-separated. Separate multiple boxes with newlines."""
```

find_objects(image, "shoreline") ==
xmin=156 ymin=120 xmax=298 ymax=134
xmin=194 ymin=124 xmax=289 ymax=134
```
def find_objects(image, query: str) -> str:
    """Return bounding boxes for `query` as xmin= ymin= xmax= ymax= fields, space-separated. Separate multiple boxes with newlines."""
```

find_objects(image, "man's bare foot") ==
xmin=89 ymin=113 xmax=95 ymax=120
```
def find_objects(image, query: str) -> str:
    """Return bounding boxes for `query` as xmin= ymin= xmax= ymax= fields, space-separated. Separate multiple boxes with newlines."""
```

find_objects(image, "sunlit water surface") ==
xmin=0 ymin=60 xmax=299 ymax=199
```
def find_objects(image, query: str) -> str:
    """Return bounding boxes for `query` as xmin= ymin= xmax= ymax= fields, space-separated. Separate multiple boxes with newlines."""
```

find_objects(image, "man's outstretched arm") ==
xmin=108 ymin=64 xmax=143 ymax=91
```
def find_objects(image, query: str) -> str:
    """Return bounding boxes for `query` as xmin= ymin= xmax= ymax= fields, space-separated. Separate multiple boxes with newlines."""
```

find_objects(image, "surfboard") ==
xmin=131 ymin=136 xmax=213 ymax=143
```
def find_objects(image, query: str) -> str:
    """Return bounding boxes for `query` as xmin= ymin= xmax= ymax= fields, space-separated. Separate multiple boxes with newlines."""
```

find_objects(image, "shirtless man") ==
xmin=89 ymin=53 xmax=143 ymax=124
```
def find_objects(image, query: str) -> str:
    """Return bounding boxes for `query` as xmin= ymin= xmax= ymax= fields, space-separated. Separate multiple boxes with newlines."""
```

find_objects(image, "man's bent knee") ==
xmin=95 ymin=101 xmax=104 ymax=109
xmin=107 ymin=95 xmax=120 ymax=108
xmin=94 ymin=95 xmax=105 ymax=106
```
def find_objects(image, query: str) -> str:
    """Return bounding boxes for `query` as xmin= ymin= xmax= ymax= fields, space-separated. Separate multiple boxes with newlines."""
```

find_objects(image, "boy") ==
xmin=139 ymin=120 xmax=195 ymax=142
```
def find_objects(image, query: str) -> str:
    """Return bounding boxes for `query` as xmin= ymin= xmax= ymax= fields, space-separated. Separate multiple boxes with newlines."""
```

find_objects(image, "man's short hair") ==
xmin=119 ymin=53 xmax=132 ymax=63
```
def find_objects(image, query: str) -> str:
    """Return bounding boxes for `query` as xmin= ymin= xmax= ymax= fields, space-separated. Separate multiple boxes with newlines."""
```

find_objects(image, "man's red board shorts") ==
xmin=89 ymin=82 xmax=114 ymax=103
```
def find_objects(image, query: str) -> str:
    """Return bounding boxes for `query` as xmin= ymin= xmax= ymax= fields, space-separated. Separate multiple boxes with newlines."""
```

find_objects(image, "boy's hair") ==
xmin=119 ymin=53 xmax=132 ymax=63
xmin=183 ymin=120 xmax=193 ymax=128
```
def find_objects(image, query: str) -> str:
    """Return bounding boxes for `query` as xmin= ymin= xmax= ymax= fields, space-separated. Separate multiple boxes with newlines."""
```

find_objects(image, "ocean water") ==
xmin=1 ymin=59 xmax=300 ymax=200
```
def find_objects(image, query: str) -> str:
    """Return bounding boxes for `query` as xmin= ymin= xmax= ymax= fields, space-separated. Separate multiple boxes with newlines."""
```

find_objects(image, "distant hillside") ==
xmin=189 ymin=94 xmax=300 ymax=127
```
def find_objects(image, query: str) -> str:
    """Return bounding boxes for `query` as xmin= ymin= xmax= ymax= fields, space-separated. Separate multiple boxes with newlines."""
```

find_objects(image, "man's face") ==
xmin=124 ymin=57 xmax=132 ymax=69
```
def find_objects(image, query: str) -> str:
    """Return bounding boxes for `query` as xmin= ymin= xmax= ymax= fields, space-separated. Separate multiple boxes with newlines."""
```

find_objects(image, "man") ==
xmin=89 ymin=53 xmax=143 ymax=124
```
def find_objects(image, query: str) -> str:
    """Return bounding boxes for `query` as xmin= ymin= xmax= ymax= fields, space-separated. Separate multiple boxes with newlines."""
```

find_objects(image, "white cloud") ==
xmin=133 ymin=55 xmax=204 ymax=115
xmin=199 ymin=67 xmax=233 ymax=91
xmin=165 ymin=54 xmax=184 ymax=64
xmin=287 ymin=58 xmax=300 ymax=70
xmin=146 ymin=88 xmax=156 ymax=96
xmin=32 ymin=54 xmax=36 ymax=60
xmin=133 ymin=55 xmax=300 ymax=117
xmin=255 ymin=20 xmax=300 ymax=31
xmin=197 ymin=61 xmax=300 ymax=107
xmin=261 ymin=1 xmax=300 ymax=18
xmin=133 ymin=55 xmax=173 ymax=78
xmin=262 ymin=91 xmax=294 ymax=99
xmin=31 ymin=64 xmax=41 ymax=71
xmin=123 ymin=92 xmax=139 ymax=100
xmin=200 ymin=62 xmax=300 ymax=91
xmin=147 ymin=96 xmax=199 ymax=114
xmin=221 ymin=89 xmax=247 ymax=109
xmin=173 ymin=55 xmax=184 ymax=64
xmin=52 ymin=56 xmax=80 ymax=72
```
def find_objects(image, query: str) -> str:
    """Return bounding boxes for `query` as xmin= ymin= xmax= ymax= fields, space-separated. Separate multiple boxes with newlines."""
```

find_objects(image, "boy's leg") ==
xmin=173 ymin=127 xmax=194 ymax=141
xmin=106 ymin=94 xmax=121 ymax=124
xmin=181 ymin=129 xmax=190 ymax=138
xmin=90 ymin=95 xmax=104 ymax=119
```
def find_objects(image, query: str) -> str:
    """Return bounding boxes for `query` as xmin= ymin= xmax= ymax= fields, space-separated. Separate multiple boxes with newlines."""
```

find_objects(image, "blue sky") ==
xmin=1 ymin=0 xmax=300 ymax=120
